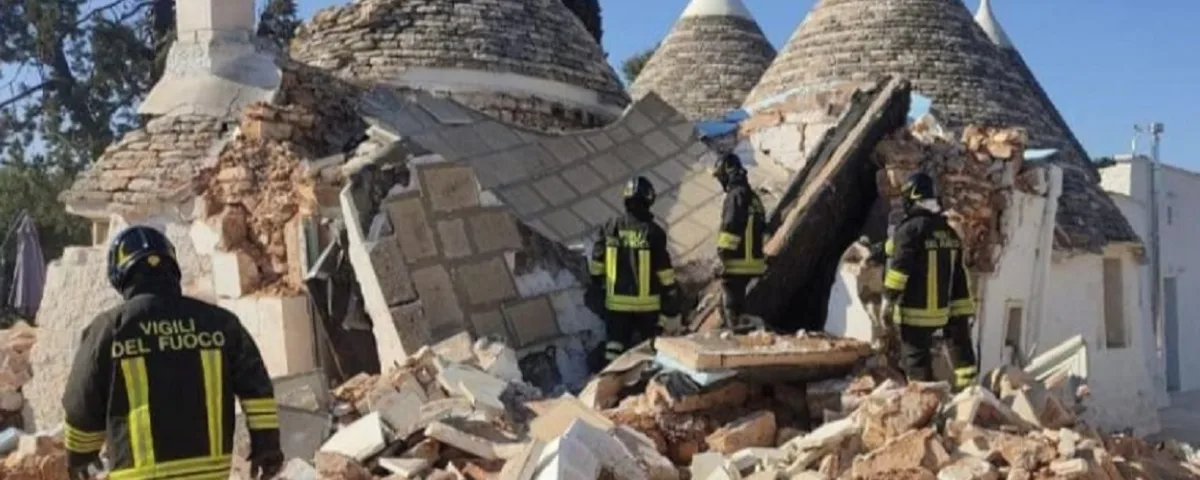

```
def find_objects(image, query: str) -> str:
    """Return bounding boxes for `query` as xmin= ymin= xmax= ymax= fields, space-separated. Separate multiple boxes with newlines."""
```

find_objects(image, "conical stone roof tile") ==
xmin=290 ymin=0 xmax=628 ymax=130
xmin=745 ymin=0 xmax=1136 ymax=251
xmin=630 ymin=0 xmax=777 ymax=120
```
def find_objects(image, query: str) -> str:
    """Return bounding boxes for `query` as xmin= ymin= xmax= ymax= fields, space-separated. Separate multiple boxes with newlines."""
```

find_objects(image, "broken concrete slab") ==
xmin=314 ymin=451 xmax=372 ymax=480
xmin=498 ymin=440 xmax=546 ymax=480
xmin=528 ymin=395 xmax=616 ymax=442
xmin=318 ymin=411 xmax=388 ymax=461
xmin=706 ymin=411 xmax=777 ymax=454
xmin=655 ymin=331 xmax=871 ymax=372
xmin=540 ymin=419 xmax=648 ymax=480
xmin=373 ymin=390 xmax=428 ymax=439
xmin=690 ymin=452 xmax=742 ymax=480
xmin=936 ymin=456 xmax=998 ymax=480
xmin=615 ymin=425 xmax=680 ymax=480
xmin=277 ymin=458 xmax=318 ymax=480
xmin=850 ymin=428 xmax=949 ymax=478
xmin=434 ymin=357 xmax=509 ymax=416
xmin=273 ymin=370 xmax=333 ymax=412
xmin=379 ymin=457 xmax=432 ymax=478
xmin=279 ymin=406 xmax=334 ymax=460
xmin=424 ymin=418 xmax=527 ymax=461
xmin=781 ymin=417 xmax=861 ymax=472
xmin=473 ymin=337 xmax=523 ymax=383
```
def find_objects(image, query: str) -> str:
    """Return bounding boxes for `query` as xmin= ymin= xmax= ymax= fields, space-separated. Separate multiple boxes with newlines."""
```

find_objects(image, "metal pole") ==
xmin=1148 ymin=123 xmax=1165 ymax=354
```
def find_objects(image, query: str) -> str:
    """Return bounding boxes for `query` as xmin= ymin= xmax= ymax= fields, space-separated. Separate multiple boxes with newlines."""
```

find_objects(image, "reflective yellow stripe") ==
xmin=109 ymin=454 xmax=232 ymax=480
xmin=949 ymin=299 xmax=975 ymax=316
xmin=955 ymin=367 xmax=978 ymax=379
xmin=64 ymin=423 xmax=105 ymax=453
xmin=239 ymin=398 xmax=276 ymax=414
xmin=588 ymin=260 xmax=604 ymax=276
xmin=638 ymin=250 xmax=650 ymax=299
xmin=884 ymin=269 xmax=908 ymax=290
xmin=121 ymin=356 xmax=154 ymax=467
xmin=605 ymin=245 xmax=617 ymax=298
xmin=898 ymin=307 xmax=950 ymax=327
xmin=926 ymin=253 xmax=938 ymax=312
xmin=240 ymin=397 xmax=279 ymax=431
xmin=656 ymin=268 xmax=676 ymax=286
xmin=606 ymin=294 xmax=661 ymax=312
xmin=717 ymin=232 xmax=740 ymax=250
xmin=200 ymin=349 xmax=223 ymax=455
xmin=884 ymin=239 xmax=894 ymax=256
xmin=246 ymin=414 xmax=279 ymax=430
xmin=722 ymin=259 xmax=766 ymax=275
xmin=744 ymin=219 xmax=754 ymax=261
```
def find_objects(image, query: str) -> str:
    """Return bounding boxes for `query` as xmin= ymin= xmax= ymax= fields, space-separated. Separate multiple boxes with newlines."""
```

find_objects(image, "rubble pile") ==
xmin=873 ymin=119 xmax=1032 ymax=272
xmin=195 ymin=64 xmax=367 ymax=295
xmin=0 ymin=323 xmax=34 ymax=429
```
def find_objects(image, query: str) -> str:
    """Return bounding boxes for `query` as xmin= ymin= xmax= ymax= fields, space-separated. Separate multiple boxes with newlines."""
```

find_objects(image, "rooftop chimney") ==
xmin=139 ymin=0 xmax=281 ymax=118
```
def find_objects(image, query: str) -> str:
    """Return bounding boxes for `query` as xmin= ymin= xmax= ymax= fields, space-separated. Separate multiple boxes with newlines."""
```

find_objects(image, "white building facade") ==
xmin=1102 ymin=155 xmax=1200 ymax=395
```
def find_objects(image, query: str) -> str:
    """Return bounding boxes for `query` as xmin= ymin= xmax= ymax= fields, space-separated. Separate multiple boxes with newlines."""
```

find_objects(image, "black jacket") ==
xmin=62 ymin=282 xmax=280 ymax=480
xmin=717 ymin=183 xmax=767 ymax=276
xmin=589 ymin=211 xmax=679 ymax=315
xmin=883 ymin=209 xmax=974 ymax=327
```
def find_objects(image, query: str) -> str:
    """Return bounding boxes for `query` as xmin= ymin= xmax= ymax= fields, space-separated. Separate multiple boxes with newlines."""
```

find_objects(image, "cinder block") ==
xmin=504 ymin=297 xmax=560 ymax=346
xmin=560 ymin=163 xmax=606 ymax=196
xmin=570 ymin=197 xmax=617 ymax=226
xmin=614 ymin=142 xmax=657 ymax=170
xmin=606 ymin=124 xmax=633 ymax=143
xmin=389 ymin=302 xmax=432 ymax=355
xmin=411 ymin=265 xmax=465 ymax=337
xmin=623 ymin=109 xmax=655 ymax=134
xmin=367 ymin=235 xmax=417 ymax=306
xmin=666 ymin=121 xmax=698 ymax=144
xmin=384 ymin=197 xmax=438 ymax=261
xmin=541 ymin=136 xmax=589 ymax=166
xmin=210 ymin=250 xmax=261 ymax=299
xmin=467 ymin=210 xmax=524 ymax=254
xmin=640 ymin=130 xmax=680 ymax=158
xmin=470 ymin=310 xmax=511 ymax=344
xmin=422 ymin=166 xmax=480 ymax=213
xmin=652 ymin=158 xmax=691 ymax=188
xmin=456 ymin=257 xmax=518 ymax=306
xmin=542 ymin=209 xmax=588 ymax=240
xmin=497 ymin=184 xmax=547 ymax=216
xmin=531 ymin=175 xmax=578 ymax=207
xmin=589 ymin=153 xmax=632 ymax=182
xmin=218 ymin=296 xmax=315 ymax=377
xmin=584 ymin=132 xmax=614 ymax=152
xmin=436 ymin=219 xmax=472 ymax=259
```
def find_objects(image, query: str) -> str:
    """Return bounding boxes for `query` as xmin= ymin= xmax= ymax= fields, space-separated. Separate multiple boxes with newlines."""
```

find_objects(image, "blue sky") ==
xmin=294 ymin=0 xmax=1198 ymax=168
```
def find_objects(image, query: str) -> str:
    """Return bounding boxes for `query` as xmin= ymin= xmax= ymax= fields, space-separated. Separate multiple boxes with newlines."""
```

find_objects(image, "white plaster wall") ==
xmin=1044 ymin=251 xmax=1161 ymax=435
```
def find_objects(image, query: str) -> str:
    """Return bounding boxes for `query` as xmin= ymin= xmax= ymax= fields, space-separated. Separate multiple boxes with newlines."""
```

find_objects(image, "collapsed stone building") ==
xmin=24 ymin=0 xmax=1160 ymax=444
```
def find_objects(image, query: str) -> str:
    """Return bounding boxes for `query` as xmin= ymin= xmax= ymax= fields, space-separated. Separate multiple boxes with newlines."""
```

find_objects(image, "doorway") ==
xmin=1165 ymin=277 xmax=1180 ymax=391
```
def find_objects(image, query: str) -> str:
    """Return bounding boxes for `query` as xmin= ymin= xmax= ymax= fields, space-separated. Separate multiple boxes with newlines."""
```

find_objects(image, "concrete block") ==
xmin=438 ymin=125 xmax=492 ymax=159
xmin=319 ymin=412 xmax=387 ymax=461
xmin=615 ymin=142 xmax=658 ymax=170
xmin=384 ymin=197 xmax=439 ymax=262
xmin=569 ymin=197 xmax=618 ymax=225
xmin=504 ymin=251 xmax=580 ymax=299
xmin=279 ymin=406 xmax=333 ymax=460
xmin=273 ymin=370 xmax=331 ymax=412
xmin=423 ymin=165 xmax=481 ymax=213
xmin=542 ymin=209 xmax=588 ymax=239
xmin=607 ymin=124 xmax=634 ymax=143
xmin=277 ymin=458 xmax=318 ymax=480
xmin=218 ymin=296 xmax=315 ymax=377
xmin=374 ymin=390 xmax=428 ymax=439
xmin=676 ymin=178 xmax=720 ymax=208
xmin=457 ymin=257 xmax=519 ymax=306
xmin=436 ymin=219 xmax=472 ymax=259
xmin=535 ymin=433 xmax=599 ymax=480
xmin=531 ymin=175 xmax=578 ymax=207
xmin=536 ymin=419 xmax=646 ymax=480
xmin=210 ymin=250 xmax=260 ymax=299
xmin=666 ymin=121 xmax=698 ymax=144
xmin=504 ymin=297 xmax=560 ymax=346
xmin=367 ymin=235 xmax=417 ymax=306
xmin=468 ymin=211 xmax=524 ymax=254
xmin=541 ymin=136 xmax=590 ymax=166
xmin=652 ymin=158 xmax=692 ymax=188
xmin=641 ymin=130 xmax=681 ymax=158
xmin=379 ymin=457 xmax=431 ymax=478
xmin=584 ymin=131 xmax=614 ymax=152
xmin=471 ymin=310 xmax=512 ymax=344
xmin=529 ymin=396 xmax=615 ymax=442
xmin=497 ymin=184 xmax=548 ymax=216
xmin=434 ymin=358 xmax=510 ymax=416
xmin=705 ymin=411 xmax=776 ymax=454
xmin=425 ymin=419 xmax=525 ymax=460
xmin=411 ymin=265 xmax=466 ymax=336
xmin=560 ymin=163 xmax=606 ymax=196
xmin=624 ymin=109 xmax=655 ymax=134
xmin=473 ymin=121 xmax=525 ymax=151
xmin=389 ymin=302 xmax=433 ymax=355
xmin=588 ymin=152 xmax=632 ymax=182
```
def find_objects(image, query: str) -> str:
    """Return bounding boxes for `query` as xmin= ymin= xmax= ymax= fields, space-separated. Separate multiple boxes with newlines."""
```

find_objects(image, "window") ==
xmin=1004 ymin=301 xmax=1024 ymax=365
xmin=1103 ymin=258 xmax=1128 ymax=348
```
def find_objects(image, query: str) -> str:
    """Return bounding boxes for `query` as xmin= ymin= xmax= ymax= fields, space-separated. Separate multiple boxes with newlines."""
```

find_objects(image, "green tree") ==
xmin=621 ymin=46 xmax=656 ymax=84
xmin=257 ymin=0 xmax=301 ymax=48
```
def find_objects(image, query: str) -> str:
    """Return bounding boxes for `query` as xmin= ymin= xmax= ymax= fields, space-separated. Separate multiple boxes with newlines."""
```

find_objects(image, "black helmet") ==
xmin=107 ymin=225 xmax=181 ymax=291
xmin=900 ymin=172 xmax=938 ymax=211
xmin=712 ymin=153 xmax=747 ymax=190
xmin=622 ymin=176 xmax=657 ymax=208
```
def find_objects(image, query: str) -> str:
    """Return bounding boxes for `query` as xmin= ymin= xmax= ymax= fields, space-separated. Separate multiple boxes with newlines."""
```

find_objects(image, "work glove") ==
xmin=658 ymin=314 xmax=684 ymax=335
xmin=67 ymin=452 xmax=102 ymax=480
xmin=250 ymin=449 xmax=284 ymax=480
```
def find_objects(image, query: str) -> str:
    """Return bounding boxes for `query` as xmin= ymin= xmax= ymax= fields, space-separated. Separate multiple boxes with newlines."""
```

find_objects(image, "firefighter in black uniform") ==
xmin=62 ymin=226 xmax=283 ymax=480
xmin=881 ymin=173 xmax=978 ymax=389
xmin=588 ymin=176 xmax=681 ymax=366
xmin=712 ymin=153 xmax=767 ymax=328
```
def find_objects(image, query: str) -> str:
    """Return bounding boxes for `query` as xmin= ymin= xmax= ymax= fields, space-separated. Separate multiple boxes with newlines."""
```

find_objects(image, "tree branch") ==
xmin=75 ymin=0 xmax=154 ymax=27
xmin=0 ymin=81 xmax=51 ymax=110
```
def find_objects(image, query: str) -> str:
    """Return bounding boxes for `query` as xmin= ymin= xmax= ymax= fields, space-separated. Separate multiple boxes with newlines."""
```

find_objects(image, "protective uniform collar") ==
xmin=626 ymin=204 xmax=655 ymax=223
xmin=121 ymin=273 xmax=183 ymax=299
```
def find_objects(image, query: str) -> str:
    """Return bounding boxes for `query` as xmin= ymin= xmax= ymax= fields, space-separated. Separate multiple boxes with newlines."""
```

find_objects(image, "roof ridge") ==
xmin=680 ymin=0 xmax=753 ymax=19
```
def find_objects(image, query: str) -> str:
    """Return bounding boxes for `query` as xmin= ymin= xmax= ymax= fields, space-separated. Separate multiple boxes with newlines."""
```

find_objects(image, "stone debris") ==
xmin=2 ymin=328 xmax=1200 ymax=480
xmin=875 ymin=120 xmax=1038 ymax=272
xmin=0 ymin=323 xmax=35 ymax=430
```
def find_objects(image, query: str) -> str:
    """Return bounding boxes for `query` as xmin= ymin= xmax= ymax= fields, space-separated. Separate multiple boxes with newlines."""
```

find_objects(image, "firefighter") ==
xmin=62 ymin=226 xmax=283 ymax=480
xmin=881 ymin=172 xmax=978 ymax=389
xmin=588 ymin=176 xmax=681 ymax=366
xmin=711 ymin=153 xmax=767 ymax=328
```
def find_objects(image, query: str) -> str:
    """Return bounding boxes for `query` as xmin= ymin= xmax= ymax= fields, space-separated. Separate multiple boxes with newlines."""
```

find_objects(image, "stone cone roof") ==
xmin=745 ymin=0 xmax=1136 ymax=252
xmin=630 ymin=0 xmax=776 ymax=120
xmin=289 ymin=0 xmax=628 ymax=109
